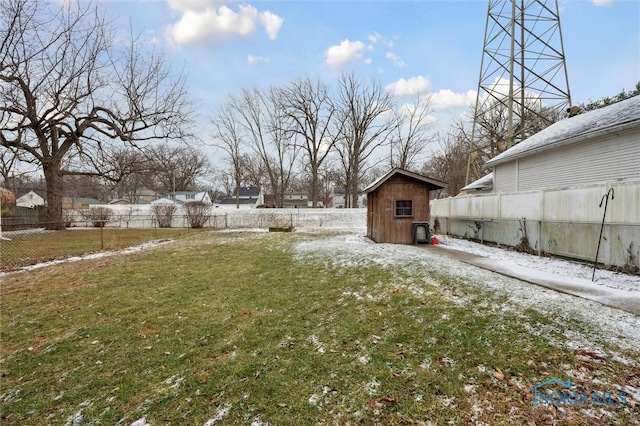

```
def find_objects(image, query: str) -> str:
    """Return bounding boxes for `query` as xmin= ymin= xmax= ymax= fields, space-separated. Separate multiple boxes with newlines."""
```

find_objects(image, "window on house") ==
xmin=395 ymin=200 xmax=412 ymax=217
xmin=187 ymin=194 xmax=195 ymax=200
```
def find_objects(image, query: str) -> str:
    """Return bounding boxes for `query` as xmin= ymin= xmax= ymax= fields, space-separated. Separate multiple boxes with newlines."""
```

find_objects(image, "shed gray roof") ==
xmin=486 ymin=95 xmax=640 ymax=167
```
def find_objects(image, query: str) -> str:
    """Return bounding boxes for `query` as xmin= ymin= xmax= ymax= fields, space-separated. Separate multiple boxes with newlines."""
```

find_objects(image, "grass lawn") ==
xmin=1 ymin=230 xmax=638 ymax=425
xmin=0 ymin=228 xmax=194 ymax=271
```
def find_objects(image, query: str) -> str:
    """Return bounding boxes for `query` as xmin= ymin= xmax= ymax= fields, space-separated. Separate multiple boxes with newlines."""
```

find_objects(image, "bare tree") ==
xmin=280 ymin=78 xmax=338 ymax=207
xmin=389 ymin=94 xmax=436 ymax=170
xmin=422 ymin=131 xmax=475 ymax=197
xmin=212 ymin=101 xmax=245 ymax=208
xmin=334 ymin=73 xmax=395 ymax=208
xmin=145 ymin=143 xmax=210 ymax=193
xmin=0 ymin=0 xmax=195 ymax=229
xmin=230 ymin=88 xmax=299 ymax=208
xmin=239 ymin=153 xmax=267 ymax=191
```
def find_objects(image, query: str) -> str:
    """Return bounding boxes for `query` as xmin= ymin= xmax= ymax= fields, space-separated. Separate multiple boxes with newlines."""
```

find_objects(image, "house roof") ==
xmin=134 ymin=188 xmax=160 ymax=196
xmin=232 ymin=186 xmax=261 ymax=197
xmin=168 ymin=191 xmax=205 ymax=195
xmin=332 ymin=187 xmax=364 ymax=195
xmin=72 ymin=197 xmax=102 ymax=205
xmin=486 ymin=95 xmax=640 ymax=167
xmin=460 ymin=172 xmax=494 ymax=192
xmin=16 ymin=189 xmax=46 ymax=200
xmin=151 ymin=197 xmax=181 ymax=205
xmin=218 ymin=197 xmax=257 ymax=205
xmin=363 ymin=168 xmax=447 ymax=193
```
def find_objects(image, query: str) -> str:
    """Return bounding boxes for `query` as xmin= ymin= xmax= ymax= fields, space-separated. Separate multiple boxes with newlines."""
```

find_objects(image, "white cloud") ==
xmin=259 ymin=11 xmax=284 ymax=40
xmin=165 ymin=2 xmax=283 ymax=46
xmin=592 ymin=0 xmax=615 ymax=5
xmin=430 ymin=89 xmax=477 ymax=111
xmin=386 ymin=52 xmax=407 ymax=68
xmin=386 ymin=76 xmax=431 ymax=96
xmin=167 ymin=0 xmax=220 ymax=13
xmin=368 ymin=32 xmax=393 ymax=48
xmin=325 ymin=39 xmax=366 ymax=66
xmin=247 ymin=55 xmax=269 ymax=64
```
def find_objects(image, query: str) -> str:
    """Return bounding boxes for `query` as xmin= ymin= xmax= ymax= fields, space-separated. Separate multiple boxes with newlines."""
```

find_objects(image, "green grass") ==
xmin=1 ymin=231 xmax=638 ymax=425
xmin=0 ymin=228 xmax=194 ymax=270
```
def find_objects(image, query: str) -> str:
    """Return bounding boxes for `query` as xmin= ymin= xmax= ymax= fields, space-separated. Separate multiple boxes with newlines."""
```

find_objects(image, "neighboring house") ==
xmin=62 ymin=197 xmax=103 ymax=210
xmin=282 ymin=192 xmax=309 ymax=209
xmin=151 ymin=197 xmax=180 ymax=205
xmin=108 ymin=198 xmax=131 ymax=205
xmin=485 ymin=95 xmax=639 ymax=192
xmin=332 ymin=187 xmax=367 ymax=208
xmin=364 ymin=168 xmax=446 ymax=245
xmin=15 ymin=190 xmax=47 ymax=208
xmin=430 ymin=95 xmax=640 ymax=270
xmin=214 ymin=186 xmax=263 ymax=209
xmin=166 ymin=191 xmax=212 ymax=204
xmin=128 ymin=188 xmax=161 ymax=203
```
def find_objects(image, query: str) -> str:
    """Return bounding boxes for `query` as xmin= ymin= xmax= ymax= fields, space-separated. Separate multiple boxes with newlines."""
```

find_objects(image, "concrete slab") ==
xmin=424 ymin=245 xmax=640 ymax=316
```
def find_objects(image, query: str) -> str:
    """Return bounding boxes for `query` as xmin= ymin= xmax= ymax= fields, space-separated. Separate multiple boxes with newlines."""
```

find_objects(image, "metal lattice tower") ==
xmin=466 ymin=0 xmax=572 ymax=184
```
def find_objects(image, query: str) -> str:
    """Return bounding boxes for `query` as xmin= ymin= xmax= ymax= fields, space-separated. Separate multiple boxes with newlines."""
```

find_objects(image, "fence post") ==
xmin=537 ymin=220 xmax=542 ymax=256
xmin=100 ymin=221 xmax=104 ymax=250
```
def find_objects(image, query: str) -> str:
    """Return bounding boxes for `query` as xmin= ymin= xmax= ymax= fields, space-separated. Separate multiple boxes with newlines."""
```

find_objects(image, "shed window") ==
xmin=395 ymin=200 xmax=412 ymax=216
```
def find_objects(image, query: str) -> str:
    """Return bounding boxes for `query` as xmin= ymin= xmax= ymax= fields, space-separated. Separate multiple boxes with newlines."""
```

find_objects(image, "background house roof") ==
xmin=460 ymin=172 xmax=494 ymax=192
xmin=219 ymin=198 xmax=257 ymax=205
xmin=16 ymin=189 xmax=46 ymax=200
xmin=486 ymin=95 xmax=640 ymax=167
xmin=232 ymin=186 xmax=261 ymax=197
xmin=363 ymin=168 xmax=447 ymax=193
xmin=72 ymin=197 xmax=102 ymax=205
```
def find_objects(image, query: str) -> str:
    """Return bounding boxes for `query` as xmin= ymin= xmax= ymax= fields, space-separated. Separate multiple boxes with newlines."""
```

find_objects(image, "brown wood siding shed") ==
xmin=364 ymin=168 xmax=446 ymax=245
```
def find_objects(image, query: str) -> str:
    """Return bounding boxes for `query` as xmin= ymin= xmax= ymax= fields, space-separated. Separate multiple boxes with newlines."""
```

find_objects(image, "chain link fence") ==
xmin=1 ymin=209 xmax=367 ymax=271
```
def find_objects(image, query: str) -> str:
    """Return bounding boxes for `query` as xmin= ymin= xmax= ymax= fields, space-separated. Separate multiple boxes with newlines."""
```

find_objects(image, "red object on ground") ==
xmin=431 ymin=236 xmax=439 ymax=244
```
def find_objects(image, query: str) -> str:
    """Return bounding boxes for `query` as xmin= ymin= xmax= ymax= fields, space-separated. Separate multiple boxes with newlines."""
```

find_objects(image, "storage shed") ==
xmin=364 ymin=168 xmax=447 ymax=244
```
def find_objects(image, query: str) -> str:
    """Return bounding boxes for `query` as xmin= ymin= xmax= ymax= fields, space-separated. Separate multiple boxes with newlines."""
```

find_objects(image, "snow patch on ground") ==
xmin=294 ymin=232 xmax=640 ymax=356
xmin=203 ymin=403 xmax=232 ymax=425
xmin=0 ymin=239 xmax=173 ymax=277
xmin=439 ymin=236 xmax=640 ymax=292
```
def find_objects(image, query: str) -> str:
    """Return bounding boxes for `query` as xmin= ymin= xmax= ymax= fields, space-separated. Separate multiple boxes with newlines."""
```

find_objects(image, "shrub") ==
xmin=184 ymin=201 xmax=211 ymax=228
xmin=152 ymin=203 xmax=177 ymax=228
xmin=86 ymin=207 xmax=113 ymax=227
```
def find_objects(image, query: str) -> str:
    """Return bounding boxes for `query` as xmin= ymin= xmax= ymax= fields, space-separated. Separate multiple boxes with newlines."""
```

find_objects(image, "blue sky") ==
xmin=100 ymin=0 xmax=638 ymax=146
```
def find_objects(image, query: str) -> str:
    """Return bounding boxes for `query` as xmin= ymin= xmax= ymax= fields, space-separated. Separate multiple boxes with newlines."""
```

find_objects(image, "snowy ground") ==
xmin=294 ymin=231 xmax=640 ymax=357
xmin=0 ymin=239 xmax=173 ymax=278
xmin=438 ymin=235 xmax=640 ymax=293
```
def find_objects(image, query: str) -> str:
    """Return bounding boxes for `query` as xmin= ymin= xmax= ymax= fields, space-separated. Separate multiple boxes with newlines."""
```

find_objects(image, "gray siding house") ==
xmin=486 ymin=95 xmax=639 ymax=191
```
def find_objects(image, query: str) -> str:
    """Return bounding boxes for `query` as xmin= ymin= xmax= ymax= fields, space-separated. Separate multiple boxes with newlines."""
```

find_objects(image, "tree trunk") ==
xmin=310 ymin=164 xmax=319 ymax=207
xmin=351 ymin=162 xmax=360 ymax=208
xmin=43 ymin=158 xmax=65 ymax=230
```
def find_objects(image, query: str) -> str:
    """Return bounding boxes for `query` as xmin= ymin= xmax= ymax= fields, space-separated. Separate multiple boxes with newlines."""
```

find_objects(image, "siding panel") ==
xmin=494 ymin=161 xmax=517 ymax=192
xmin=517 ymin=130 xmax=639 ymax=191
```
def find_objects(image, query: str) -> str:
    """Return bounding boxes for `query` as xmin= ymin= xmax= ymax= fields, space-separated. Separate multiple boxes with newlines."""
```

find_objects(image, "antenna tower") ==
xmin=466 ymin=0 xmax=572 ymax=184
